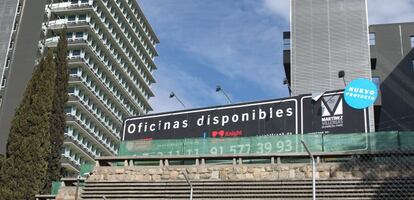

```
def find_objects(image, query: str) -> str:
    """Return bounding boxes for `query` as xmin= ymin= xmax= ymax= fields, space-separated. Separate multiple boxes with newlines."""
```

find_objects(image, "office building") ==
xmin=0 ymin=0 xmax=159 ymax=175
xmin=287 ymin=0 xmax=372 ymax=95
xmin=284 ymin=0 xmax=375 ymax=132
xmin=284 ymin=1 xmax=414 ymax=132
xmin=0 ymin=0 xmax=48 ymax=153
xmin=42 ymin=0 xmax=159 ymax=174
xmin=369 ymin=22 xmax=414 ymax=131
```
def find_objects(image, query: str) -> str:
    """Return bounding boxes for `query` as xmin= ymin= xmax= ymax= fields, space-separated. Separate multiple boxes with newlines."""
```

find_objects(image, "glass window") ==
xmin=412 ymin=60 xmax=414 ymax=72
xmin=81 ymin=0 xmax=88 ymax=3
xmin=17 ymin=4 xmax=22 ymax=13
xmin=75 ymin=32 xmax=83 ymax=38
xmin=67 ymin=87 xmax=75 ymax=93
xmin=65 ymin=107 xmax=72 ymax=113
xmin=69 ymin=68 xmax=78 ymax=74
xmin=411 ymin=36 xmax=414 ymax=48
xmin=66 ymin=32 xmax=73 ymax=39
xmin=5 ymin=58 xmax=10 ymax=68
xmin=79 ymin=14 xmax=86 ymax=21
xmin=369 ymin=33 xmax=376 ymax=45
xmin=68 ymin=15 xmax=76 ymax=21
xmin=71 ymin=0 xmax=78 ymax=4
xmin=372 ymin=76 xmax=381 ymax=88
xmin=1 ymin=77 xmax=6 ymax=87
xmin=72 ymin=50 xmax=81 ymax=56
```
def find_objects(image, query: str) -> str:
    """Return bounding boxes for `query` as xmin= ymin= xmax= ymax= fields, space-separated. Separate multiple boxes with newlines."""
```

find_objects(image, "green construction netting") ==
xmin=79 ymin=163 xmax=94 ymax=176
xmin=51 ymin=181 xmax=61 ymax=195
xmin=118 ymin=132 xmax=414 ymax=156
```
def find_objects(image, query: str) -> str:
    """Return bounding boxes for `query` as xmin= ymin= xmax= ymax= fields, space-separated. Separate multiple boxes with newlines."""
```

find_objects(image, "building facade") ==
xmin=284 ymin=3 xmax=414 ymax=132
xmin=0 ymin=0 xmax=158 ymax=175
xmin=0 ymin=0 xmax=19 ymax=87
xmin=42 ymin=0 xmax=159 ymax=174
xmin=286 ymin=0 xmax=375 ymax=132
xmin=369 ymin=22 xmax=414 ymax=131
xmin=289 ymin=0 xmax=372 ymax=96
xmin=0 ymin=0 xmax=48 ymax=153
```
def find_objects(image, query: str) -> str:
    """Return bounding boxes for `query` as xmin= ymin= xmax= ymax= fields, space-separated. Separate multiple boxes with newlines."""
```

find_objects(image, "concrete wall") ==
xmin=0 ymin=0 xmax=47 ymax=153
xmin=87 ymin=163 xmax=409 ymax=182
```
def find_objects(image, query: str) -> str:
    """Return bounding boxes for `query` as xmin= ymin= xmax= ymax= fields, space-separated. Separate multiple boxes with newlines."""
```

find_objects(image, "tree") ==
xmin=0 ymin=153 xmax=3 ymax=189
xmin=44 ymin=29 xmax=69 ymax=193
xmin=0 ymin=154 xmax=4 ymax=172
xmin=0 ymin=50 xmax=56 ymax=199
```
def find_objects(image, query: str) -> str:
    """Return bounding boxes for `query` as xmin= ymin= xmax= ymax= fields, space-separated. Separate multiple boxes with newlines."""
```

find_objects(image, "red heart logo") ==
xmin=212 ymin=131 xmax=218 ymax=137
xmin=218 ymin=130 xmax=225 ymax=137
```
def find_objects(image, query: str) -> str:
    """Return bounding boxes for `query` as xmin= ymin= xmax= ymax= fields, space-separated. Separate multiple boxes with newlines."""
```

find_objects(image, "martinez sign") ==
xmin=123 ymin=90 xmax=369 ymax=141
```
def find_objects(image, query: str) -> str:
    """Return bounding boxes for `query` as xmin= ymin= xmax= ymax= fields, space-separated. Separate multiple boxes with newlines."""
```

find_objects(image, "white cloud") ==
xmin=261 ymin=0 xmax=414 ymax=25
xmin=368 ymin=0 xmax=414 ymax=24
xmin=148 ymin=62 xmax=227 ymax=113
xmin=179 ymin=14 xmax=288 ymax=96
xmin=141 ymin=0 xmax=291 ymax=114
xmin=262 ymin=0 xmax=290 ymax=21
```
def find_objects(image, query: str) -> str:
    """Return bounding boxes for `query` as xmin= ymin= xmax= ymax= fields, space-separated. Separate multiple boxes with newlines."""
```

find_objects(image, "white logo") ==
xmin=321 ymin=95 xmax=344 ymax=129
xmin=321 ymin=95 xmax=343 ymax=117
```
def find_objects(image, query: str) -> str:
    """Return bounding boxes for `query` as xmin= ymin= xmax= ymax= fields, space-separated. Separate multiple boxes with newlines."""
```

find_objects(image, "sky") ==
xmin=138 ymin=0 xmax=414 ymax=114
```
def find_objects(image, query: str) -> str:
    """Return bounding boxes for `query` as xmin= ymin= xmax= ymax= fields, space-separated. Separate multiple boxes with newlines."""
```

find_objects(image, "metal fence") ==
xmin=88 ymin=132 xmax=414 ymax=199
xmin=327 ymin=148 xmax=414 ymax=199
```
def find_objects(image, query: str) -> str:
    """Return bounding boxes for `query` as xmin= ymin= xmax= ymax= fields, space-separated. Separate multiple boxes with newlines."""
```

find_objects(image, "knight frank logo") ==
xmin=321 ymin=95 xmax=344 ymax=129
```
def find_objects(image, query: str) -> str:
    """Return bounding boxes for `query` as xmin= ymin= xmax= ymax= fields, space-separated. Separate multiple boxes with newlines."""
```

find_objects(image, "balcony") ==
xmin=66 ymin=113 xmax=119 ymax=152
xmin=46 ymin=22 xmax=153 ymax=108
xmin=47 ymin=1 xmax=156 ymax=82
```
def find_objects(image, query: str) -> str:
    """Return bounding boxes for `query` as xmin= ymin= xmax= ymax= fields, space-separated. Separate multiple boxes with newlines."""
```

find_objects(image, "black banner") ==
xmin=122 ymin=90 xmax=368 ymax=141
xmin=301 ymin=91 xmax=368 ymax=134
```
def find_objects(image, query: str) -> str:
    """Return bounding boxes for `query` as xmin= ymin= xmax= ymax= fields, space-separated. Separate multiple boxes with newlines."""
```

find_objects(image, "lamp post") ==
xmin=169 ymin=92 xmax=186 ymax=108
xmin=338 ymin=70 xmax=346 ymax=87
xmin=182 ymin=170 xmax=193 ymax=200
xmin=301 ymin=140 xmax=316 ymax=200
xmin=215 ymin=85 xmax=232 ymax=104
xmin=283 ymin=78 xmax=291 ymax=95
xmin=74 ymin=175 xmax=80 ymax=200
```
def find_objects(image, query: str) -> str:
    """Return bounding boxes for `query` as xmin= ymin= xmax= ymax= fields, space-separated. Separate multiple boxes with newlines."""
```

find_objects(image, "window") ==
xmin=1 ymin=76 xmax=6 ymax=87
xmin=78 ymin=14 xmax=87 ymax=21
xmin=75 ymin=32 xmax=83 ymax=38
xmin=81 ymin=0 xmax=88 ymax=3
xmin=13 ymin=21 xmax=18 ymax=30
xmin=372 ymin=76 xmax=381 ymax=88
xmin=17 ymin=3 xmax=22 ymax=14
xmin=369 ymin=33 xmax=376 ymax=45
xmin=65 ymin=107 xmax=72 ymax=113
xmin=67 ymin=87 xmax=75 ymax=93
xmin=411 ymin=36 xmax=414 ymax=48
xmin=283 ymin=38 xmax=291 ymax=50
xmin=9 ymin=40 xmax=14 ymax=49
xmin=5 ymin=58 xmax=10 ymax=68
xmin=412 ymin=60 xmax=414 ymax=72
xmin=72 ymin=50 xmax=81 ymax=56
xmin=66 ymin=32 xmax=73 ymax=39
xmin=68 ymin=15 xmax=76 ymax=21
xmin=71 ymin=0 xmax=78 ymax=4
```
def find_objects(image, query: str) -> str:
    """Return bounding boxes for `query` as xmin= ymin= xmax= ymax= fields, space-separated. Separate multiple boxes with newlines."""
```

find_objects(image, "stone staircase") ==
xmin=80 ymin=179 xmax=414 ymax=199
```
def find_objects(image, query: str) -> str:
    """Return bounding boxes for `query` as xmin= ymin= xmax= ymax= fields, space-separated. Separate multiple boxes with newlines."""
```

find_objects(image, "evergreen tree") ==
xmin=0 ymin=154 xmax=4 ymax=172
xmin=0 ymin=50 xmax=56 ymax=199
xmin=0 ymin=154 xmax=3 ymax=190
xmin=44 ymin=29 xmax=69 ymax=193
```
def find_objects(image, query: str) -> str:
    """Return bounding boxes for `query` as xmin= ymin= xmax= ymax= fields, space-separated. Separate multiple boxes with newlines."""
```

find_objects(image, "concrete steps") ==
xmin=80 ymin=179 xmax=414 ymax=199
